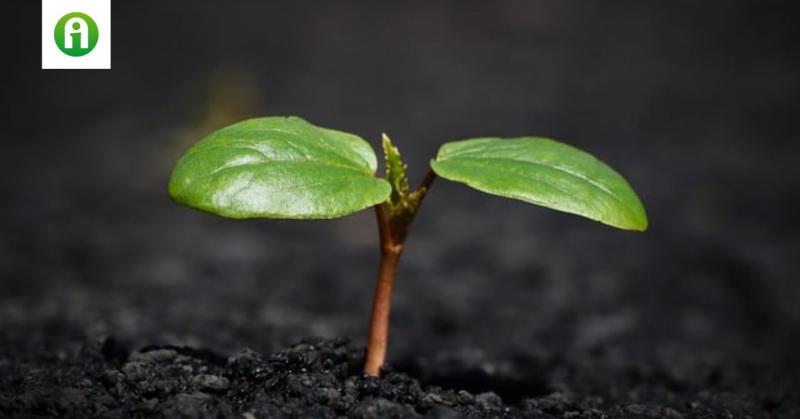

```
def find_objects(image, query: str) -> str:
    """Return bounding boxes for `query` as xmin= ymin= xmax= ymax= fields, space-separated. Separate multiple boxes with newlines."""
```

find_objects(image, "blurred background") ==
xmin=2 ymin=0 xmax=799 ymax=397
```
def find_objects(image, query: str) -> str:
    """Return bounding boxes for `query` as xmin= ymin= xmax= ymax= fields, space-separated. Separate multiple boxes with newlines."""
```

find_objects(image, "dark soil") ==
xmin=1 ymin=334 xmax=797 ymax=418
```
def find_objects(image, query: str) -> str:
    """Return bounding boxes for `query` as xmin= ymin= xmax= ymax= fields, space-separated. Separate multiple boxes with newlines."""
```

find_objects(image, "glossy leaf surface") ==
xmin=169 ymin=116 xmax=391 ymax=219
xmin=430 ymin=137 xmax=648 ymax=231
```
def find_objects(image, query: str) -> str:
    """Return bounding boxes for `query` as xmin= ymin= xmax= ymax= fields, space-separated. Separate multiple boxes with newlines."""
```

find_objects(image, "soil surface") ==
xmin=2 ymin=334 xmax=797 ymax=418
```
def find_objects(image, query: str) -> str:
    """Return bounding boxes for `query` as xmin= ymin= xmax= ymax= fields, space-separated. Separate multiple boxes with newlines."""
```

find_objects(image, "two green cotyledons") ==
xmin=169 ymin=116 xmax=647 ymax=231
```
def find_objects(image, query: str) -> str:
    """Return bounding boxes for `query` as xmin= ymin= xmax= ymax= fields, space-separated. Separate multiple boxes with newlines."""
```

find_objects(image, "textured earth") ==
xmin=2 ymin=335 xmax=797 ymax=418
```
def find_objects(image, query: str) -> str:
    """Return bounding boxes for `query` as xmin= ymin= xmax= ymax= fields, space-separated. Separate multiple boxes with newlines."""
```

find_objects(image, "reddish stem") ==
xmin=363 ymin=205 xmax=404 ymax=376
xmin=363 ymin=169 xmax=436 ymax=377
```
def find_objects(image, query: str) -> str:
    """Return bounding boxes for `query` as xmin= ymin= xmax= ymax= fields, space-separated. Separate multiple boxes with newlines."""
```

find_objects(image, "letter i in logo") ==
xmin=54 ymin=12 xmax=99 ymax=57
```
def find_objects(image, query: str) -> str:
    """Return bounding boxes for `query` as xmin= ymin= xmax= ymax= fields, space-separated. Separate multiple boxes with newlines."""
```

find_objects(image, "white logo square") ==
xmin=42 ymin=0 xmax=111 ymax=69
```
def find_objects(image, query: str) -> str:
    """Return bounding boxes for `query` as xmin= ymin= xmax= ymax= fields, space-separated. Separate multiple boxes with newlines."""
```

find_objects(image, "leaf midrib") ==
xmin=203 ymin=158 xmax=376 ymax=180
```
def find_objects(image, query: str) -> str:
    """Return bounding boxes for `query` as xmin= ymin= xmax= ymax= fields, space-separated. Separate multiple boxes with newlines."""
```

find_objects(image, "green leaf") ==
xmin=430 ymin=137 xmax=648 ymax=231
xmin=168 ymin=116 xmax=391 ymax=219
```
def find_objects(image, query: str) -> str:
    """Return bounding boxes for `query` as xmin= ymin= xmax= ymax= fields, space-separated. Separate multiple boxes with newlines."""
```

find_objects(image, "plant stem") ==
xmin=417 ymin=168 xmax=437 ymax=194
xmin=364 ymin=204 xmax=403 ymax=377
xmin=364 ymin=169 xmax=436 ymax=377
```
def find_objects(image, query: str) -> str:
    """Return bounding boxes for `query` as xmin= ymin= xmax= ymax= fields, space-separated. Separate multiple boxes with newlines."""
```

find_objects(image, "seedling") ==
xmin=168 ymin=116 xmax=647 ymax=377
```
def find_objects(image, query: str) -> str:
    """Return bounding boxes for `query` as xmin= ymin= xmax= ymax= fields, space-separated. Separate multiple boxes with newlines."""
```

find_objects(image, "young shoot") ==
xmin=168 ymin=116 xmax=647 ymax=377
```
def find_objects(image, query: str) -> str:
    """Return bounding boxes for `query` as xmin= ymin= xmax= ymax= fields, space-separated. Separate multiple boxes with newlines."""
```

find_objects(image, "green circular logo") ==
xmin=54 ymin=12 xmax=99 ymax=57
